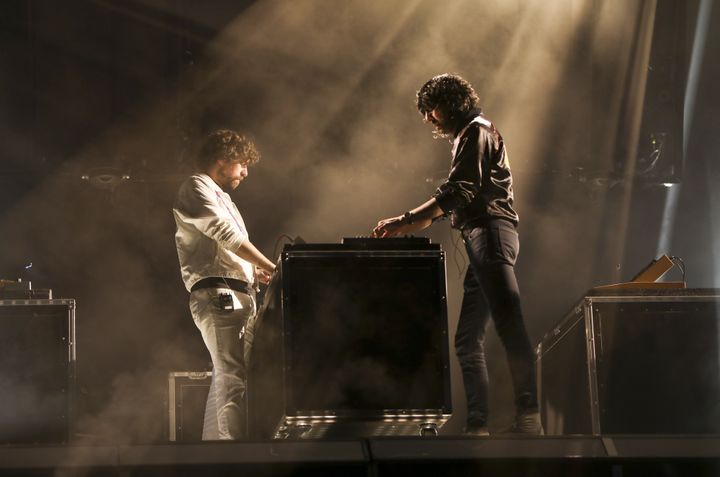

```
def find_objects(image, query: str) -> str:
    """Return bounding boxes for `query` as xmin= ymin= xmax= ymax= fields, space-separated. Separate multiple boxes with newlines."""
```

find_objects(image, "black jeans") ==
xmin=455 ymin=219 xmax=538 ymax=427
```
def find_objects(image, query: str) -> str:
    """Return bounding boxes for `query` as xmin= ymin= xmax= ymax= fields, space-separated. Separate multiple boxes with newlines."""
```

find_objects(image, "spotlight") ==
xmin=80 ymin=167 xmax=131 ymax=191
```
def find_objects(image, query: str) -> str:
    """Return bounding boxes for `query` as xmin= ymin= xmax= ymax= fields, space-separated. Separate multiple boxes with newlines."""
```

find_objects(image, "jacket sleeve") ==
xmin=175 ymin=177 xmax=248 ymax=251
xmin=433 ymin=124 xmax=483 ymax=214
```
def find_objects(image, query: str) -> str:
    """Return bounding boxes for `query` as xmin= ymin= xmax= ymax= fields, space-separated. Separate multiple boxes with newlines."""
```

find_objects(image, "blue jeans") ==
xmin=455 ymin=219 xmax=538 ymax=427
xmin=189 ymin=287 xmax=256 ymax=440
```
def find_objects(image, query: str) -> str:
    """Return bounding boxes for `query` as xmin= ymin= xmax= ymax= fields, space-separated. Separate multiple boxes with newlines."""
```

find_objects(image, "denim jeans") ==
xmin=455 ymin=219 xmax=538 ymax=427
xmin=189 ymin=287 xmax=256 ymax=440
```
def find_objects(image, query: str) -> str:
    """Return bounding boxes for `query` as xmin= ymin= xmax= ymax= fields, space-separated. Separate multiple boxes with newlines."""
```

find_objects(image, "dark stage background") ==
xmin=0 ymin=0 xmax=718 ymax=441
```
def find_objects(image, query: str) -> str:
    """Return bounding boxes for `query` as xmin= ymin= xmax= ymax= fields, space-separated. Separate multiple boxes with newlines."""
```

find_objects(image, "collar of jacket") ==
xmin=453 ymin=108 xmax=484 ymax=137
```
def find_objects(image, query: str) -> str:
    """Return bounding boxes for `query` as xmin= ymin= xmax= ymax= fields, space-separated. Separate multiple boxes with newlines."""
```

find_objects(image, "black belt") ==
xmin=191 ymin=277 xmax=254 ymax=296
xmin=460 ymin=217 xmax=516 ymax=238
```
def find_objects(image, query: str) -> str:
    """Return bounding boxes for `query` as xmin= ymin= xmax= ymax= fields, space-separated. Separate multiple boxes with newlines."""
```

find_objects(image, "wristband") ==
xmin=403 ymin=211 xmax=414 ymax=224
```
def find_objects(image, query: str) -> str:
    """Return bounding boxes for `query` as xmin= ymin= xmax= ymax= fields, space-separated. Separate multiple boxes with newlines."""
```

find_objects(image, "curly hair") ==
xmin=197 ymin=129 xmax=261 ymax=168
xmin=416 ymin=74 xmax=481 ymax=118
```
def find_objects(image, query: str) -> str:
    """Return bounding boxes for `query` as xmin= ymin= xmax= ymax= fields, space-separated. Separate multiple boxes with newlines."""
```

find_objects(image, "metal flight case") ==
xmin=537 ymin=288 xmax=720 ymax=435
xmin=248 ymin=237 xmax=452 ymax=439
xmin=0 ymin=299 xmax=76 ymax=444
xmin=167 ymin=371 xmax=212 ymax=442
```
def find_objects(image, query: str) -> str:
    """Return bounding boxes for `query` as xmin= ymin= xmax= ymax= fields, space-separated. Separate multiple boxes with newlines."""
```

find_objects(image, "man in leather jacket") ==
xmin=373 ymin=74 xmax=542 ymax=436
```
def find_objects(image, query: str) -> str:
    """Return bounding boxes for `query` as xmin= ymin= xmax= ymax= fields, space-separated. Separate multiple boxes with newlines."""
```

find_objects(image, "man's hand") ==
xmin=372 ymin=215 xmax=412 ymax=238
xmin=372 ymin=199 xmax=441 ymax=238
xmin=255 ymin=266 xmax=274 ymax=285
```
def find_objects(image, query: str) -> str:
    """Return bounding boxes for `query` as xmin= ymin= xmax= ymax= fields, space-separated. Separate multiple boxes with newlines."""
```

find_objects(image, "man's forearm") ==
xmin=236 ymin=240 xmax=276 ymax=272
xmin=373 ymin=198 xmax=446 ymax=238
xmin=408 ymin=198 xmax=444 ymax=225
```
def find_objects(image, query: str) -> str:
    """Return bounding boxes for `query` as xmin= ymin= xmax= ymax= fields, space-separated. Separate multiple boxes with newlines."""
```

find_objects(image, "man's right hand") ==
xmin=372 ymin=215 xmax=412 ymax=238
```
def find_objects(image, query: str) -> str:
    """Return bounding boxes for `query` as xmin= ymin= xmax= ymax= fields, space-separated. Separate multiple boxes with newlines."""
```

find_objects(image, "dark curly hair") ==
xmin=197 ymin=129 xmax=261 ymax=169
xmin=416 ymin=74 xmax=481 ymax=119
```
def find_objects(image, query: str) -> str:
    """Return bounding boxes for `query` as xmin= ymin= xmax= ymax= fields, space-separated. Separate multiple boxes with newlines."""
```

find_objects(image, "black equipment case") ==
xmin=167 ymin=371 xmax=212 ymax=442
xmin=537 ymin=288 xmax=720 ymax=435
xmin=0 ymin=299 xmax=76 ymax=444
xmin=248 ymin=238 xmax=452 ymax=439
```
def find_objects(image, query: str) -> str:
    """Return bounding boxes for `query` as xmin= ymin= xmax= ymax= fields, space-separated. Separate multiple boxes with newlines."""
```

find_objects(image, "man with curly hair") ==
xmin=373 ymin=74 xmax=542 ymax=436
xmin=174 ymin=129 xmax=276 ymax=440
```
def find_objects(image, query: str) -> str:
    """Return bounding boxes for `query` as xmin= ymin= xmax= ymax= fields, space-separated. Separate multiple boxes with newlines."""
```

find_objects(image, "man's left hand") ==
xmin=256 ymin=267 xmax=274 ymax=285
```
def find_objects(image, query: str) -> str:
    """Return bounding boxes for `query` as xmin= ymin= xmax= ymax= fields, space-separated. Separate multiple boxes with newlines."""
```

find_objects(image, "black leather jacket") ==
xmin=433 ymin=111 xmax=519 ymax=229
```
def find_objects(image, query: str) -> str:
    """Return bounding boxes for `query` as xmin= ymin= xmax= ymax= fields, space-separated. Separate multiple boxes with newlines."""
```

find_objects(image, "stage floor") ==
xmin=0 ymin=435 xmax=719 ymax=476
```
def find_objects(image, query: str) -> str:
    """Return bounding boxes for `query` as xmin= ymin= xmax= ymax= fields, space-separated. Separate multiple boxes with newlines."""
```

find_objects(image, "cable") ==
xmin=452 ymin=230 xmax=467 ymax=279
xmin=669 ymin=255 xmax=687 ymax=283
xmin=273 ymin=234 xmax=296 ymax=259
xmin=638 ymin=133 xmax=666 ymax=175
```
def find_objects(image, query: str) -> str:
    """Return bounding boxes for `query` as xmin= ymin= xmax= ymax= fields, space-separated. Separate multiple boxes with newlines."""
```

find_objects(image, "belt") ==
xmin=460 ymin=217 xmax=516 ymax=233
xmin=191 ymin=277 xmax=255 ymax=296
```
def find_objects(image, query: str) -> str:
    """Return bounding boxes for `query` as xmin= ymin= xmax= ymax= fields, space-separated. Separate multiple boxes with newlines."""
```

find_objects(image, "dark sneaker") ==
xmin=463 ymin=424 xmax=490 ymax=436
xmin=500 ymin=411 xmax=544 ymax=435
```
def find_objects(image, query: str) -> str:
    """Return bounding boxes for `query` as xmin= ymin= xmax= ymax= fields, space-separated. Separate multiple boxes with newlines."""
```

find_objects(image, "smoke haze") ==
xmin=0 ymin=0 xmax=718 ymax=439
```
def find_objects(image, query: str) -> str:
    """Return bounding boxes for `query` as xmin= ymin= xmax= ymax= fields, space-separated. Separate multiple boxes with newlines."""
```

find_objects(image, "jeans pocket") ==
xmin=191 ymin=288 xmax=233 ymax=318
xmin=200 ymin=289 xmax=221 ymax=313
xmin=496 ymin=223 xmax=519 ymax=265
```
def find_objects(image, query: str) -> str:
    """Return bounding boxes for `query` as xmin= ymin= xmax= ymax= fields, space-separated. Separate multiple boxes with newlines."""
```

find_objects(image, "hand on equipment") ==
xmin=372 ymin=214 xmax=412 ymax=238
xmin=255 ymin=266 xmax=274 ymax=285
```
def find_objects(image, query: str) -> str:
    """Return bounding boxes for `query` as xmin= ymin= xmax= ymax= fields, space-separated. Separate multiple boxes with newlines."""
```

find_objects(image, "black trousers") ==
xmin=455 ymin=219 xmax=538 ymax=426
